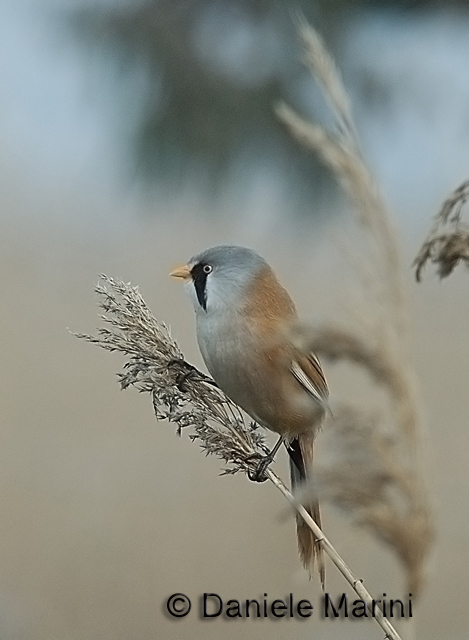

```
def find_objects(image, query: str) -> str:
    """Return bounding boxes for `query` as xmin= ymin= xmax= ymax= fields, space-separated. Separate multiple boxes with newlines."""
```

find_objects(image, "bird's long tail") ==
xmin=288 ymin=435 xmax=325 ymax=589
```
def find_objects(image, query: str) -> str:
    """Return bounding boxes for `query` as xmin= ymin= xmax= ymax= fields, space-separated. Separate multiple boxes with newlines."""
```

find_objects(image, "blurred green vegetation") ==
xmin=73 ymin=0 xmax=469 ymax=209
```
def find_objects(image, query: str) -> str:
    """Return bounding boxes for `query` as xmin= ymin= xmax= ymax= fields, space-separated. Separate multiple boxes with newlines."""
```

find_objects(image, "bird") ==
xmin=170 ymin=244 xmax=328 ymax=586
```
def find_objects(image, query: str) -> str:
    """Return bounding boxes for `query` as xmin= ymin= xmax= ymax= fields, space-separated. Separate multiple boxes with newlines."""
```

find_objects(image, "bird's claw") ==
xmin=167 ymin=359 xmax=218 ymax=392
xmin=246 ymin=453 xmax=272 ymax=483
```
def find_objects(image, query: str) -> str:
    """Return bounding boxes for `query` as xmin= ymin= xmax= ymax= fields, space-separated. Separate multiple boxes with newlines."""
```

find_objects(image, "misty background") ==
xmin=1 ymin=1 xmax=468 ymax=639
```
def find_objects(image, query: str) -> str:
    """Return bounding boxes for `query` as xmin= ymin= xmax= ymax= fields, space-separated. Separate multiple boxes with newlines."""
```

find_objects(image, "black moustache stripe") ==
xmin=190 ymin=263 xmax=208 ymax=311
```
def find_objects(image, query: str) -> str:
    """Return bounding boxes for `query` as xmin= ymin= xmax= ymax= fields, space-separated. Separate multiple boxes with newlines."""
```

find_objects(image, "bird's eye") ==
xmin=203 ymin=264 xmax=213 ymax=274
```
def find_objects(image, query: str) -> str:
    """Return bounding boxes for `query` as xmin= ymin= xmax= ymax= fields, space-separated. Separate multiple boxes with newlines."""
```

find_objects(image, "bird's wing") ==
xmin=290 ymin=352 xmax=329 ymax=411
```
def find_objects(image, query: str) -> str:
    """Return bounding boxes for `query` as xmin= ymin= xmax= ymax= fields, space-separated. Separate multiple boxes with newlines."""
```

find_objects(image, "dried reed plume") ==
xmin=277 ymin=15 xmax=433 ymax=599
xmin=77 ymin=275 xmax=403 ymax=640
xmin=76 ymin=276 xmax=267 ymax=476
xmin=414 ymin=179 xmax=469 ymax=281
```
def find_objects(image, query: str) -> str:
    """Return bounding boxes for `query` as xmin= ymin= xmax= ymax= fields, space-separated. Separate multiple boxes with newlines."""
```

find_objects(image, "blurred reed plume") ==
xmin=414 ymin=178 xmax=469 ymax=281
xmin=77 ymin=275 xmax=403 ymax=640
xmin=277 ymin=15 xmax=433 ymax=598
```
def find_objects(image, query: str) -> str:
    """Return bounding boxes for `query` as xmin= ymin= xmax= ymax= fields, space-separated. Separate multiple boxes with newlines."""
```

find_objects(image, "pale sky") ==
xmin=1 ymin=1 xmax=469 ymax=230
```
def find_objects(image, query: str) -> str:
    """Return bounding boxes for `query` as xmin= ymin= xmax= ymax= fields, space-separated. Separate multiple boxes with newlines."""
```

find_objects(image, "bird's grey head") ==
xmin=183 ymin=245 xmax=267 ymax=314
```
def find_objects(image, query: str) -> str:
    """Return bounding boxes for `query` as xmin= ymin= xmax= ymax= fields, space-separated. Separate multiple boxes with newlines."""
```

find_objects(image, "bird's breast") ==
xmin=196 ymin=312 xmax=255 ymax=396
xmin=195 ymin=312 xmax=322 ymax=437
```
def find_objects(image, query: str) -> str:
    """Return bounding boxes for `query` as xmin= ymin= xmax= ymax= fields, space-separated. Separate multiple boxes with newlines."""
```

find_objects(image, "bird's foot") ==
xmin=167 ymin=359 xmax=217 ymax=391
xmin=246 ymin=452 xmax=274 ymax=483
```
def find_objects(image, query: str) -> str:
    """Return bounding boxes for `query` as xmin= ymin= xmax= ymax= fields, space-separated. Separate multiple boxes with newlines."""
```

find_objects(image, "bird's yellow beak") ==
xmin=169 ymin=264 xmax=191 ymax=280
